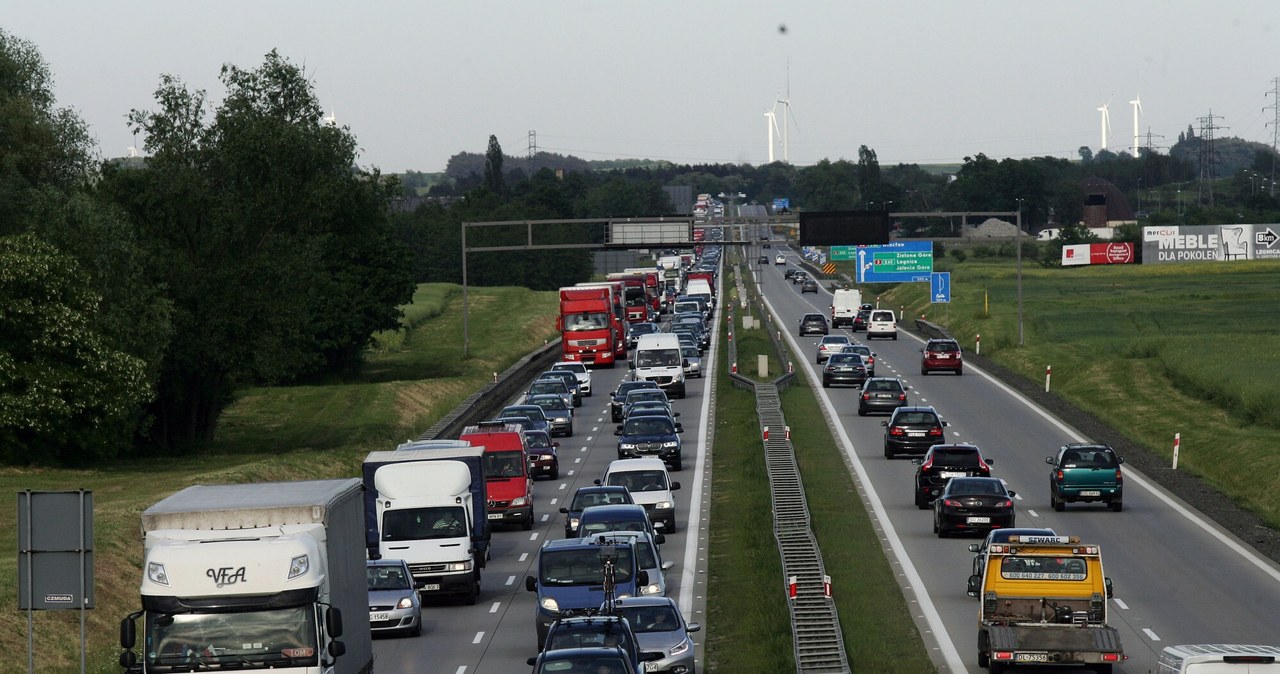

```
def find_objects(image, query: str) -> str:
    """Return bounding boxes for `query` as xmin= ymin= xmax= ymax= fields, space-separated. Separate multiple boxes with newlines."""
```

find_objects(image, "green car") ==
xmin=1046 ymin=443 xmax=1125 ymax=512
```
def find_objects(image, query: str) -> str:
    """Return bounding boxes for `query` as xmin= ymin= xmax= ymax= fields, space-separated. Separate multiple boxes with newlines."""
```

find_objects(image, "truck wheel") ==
xmin=1094 ymin=665 xmax=1113 ymax=674
xmin=977 ymin=650 xmax=989 ymax=668
xmin=464 ymin=582 xmax=478 ymax=606
xmin=989 ymin=661 xmax=1006 ymax=674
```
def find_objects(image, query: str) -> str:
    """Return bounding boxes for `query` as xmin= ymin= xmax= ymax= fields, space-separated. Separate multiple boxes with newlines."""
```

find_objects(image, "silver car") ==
xmin=551 ymin=361 xmax=592 ymax=396
xmin=680 ymin=345 xmax=702 ymax=379
xmin=586 ymin=530 xmax=673 ymax=596
xmin=611 ymin=596 xmax=700 ymax=673
xmin=367 ymin=559 xmax=421 ymax=637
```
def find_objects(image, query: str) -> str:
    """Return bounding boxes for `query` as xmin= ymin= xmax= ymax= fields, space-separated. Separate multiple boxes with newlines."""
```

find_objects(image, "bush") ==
xmin=949 ymin=248 xmax=967 ymax=263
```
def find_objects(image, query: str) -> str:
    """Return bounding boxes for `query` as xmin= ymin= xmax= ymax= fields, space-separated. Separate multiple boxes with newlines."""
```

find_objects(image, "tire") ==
xmin=857 ymin=408 xmax=866 ymax=417
xmin=989 ymin=661 xmax=1006 ymax=674
xmin=957 ymin=367 xmax=964 ymax=376
xmin=1110 ymin=500 xmax=1124 ymax=512
xmin=566 ymin=424 xmax=574 ymax=437
xmin=884 ymin=445 xmax=894 ymax=459
xmin=822 ymin=380 xmax=830 ymax=388
xmin=933 ymin=517 xmax=940 ymax=534
xmin=522 ymin=519 xmax=533 ymax=531
xmin=977 ymin=650 xmax=989 ymax=668
xmin=1095 ymin=664 xmax=1113 ymax=674
xmin=550 ymin=466 xmax=560 ymax=480
xmin=410 ymin=621 xmax=422 ymax=637
xmin=1053 ymin=492 xmax=1066 ymax=512
xmin=892 ymin=333 xmax=898 ymax=340
xmin=921 ymin=368 xmax=929 ymax=376
xmin=671 ymin=458 xmax=683 ymax=471
xmin=464 ymin=579 xmax=478 ymax=606
xmin=915 ymin=492 xmax=927 ymax=509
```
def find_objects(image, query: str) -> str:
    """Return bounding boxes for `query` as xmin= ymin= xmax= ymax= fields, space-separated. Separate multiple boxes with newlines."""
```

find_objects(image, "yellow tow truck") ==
xmin=967 ymin=535 xmax=1124 ymax=673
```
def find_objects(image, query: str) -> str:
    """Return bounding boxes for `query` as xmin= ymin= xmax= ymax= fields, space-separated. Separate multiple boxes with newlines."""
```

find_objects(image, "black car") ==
xmin=559 ymin=485 xmax=634 ymax=538
xmin=800 ymin=278 xmax=819 ymax=294
xmin=783 ymin=268 xmax=798 ymax=279
xmin=882 ymin=406 xmax=948 ymax=459
xmin=933 ymin=477 xmax=1016 ymax=537
xmin=852 ymin=309 xmax=871 ymax=332
xmin=610 ymin=380 xmax=661 ymax=422
xmin=912 ymin=443 xmax=993 ymax=508
xmin=524 ymin=430 xmax=560 ymax=480
xmin=857 ymin=377 xmax=909 ymax=416
xmin=799 ymin=313 xmax=829 ymax=336
xmin=841 ymin=344 xmax=876 ymax=376
xmin=758 ymin=255 xmax=769 ymax=264
xmin=626 ymin=322 xmax=660 ymax=350
xmin=615 ymin=413 xmax=684 ymax=470
xmin=822 ymin=353 xmax=868 ymax=388
xmin=539 ymin=615 xmax=650 ymax=672
xmin=790 ymin=271 xmax=808 ymax=285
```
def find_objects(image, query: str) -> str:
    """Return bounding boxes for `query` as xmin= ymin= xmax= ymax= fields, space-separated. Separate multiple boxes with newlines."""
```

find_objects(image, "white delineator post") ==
xmin=1045 ymin=365 xmax=1052 ymax=392
xmin=976 ymin=334 xmax=981 ymax=355
xmin=1172 ymin=433 xmax=1181 ymax=469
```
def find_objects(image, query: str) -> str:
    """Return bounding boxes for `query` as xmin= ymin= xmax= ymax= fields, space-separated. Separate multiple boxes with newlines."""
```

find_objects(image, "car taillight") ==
xmin=889 ymin=426 xmax=905 ymax=436
xmin=1115 ymin=468 xmax=1123 ymax=484
xmin=898 ymin=393 xmax=906 ymax=401
xmin=928 ymin=427 xmax=943 ymax=436
xmin=862 ymin=393 xmax=871 ymax=401
xmin=998 ymin=499 xmax=1013 ymax=508
xmin=942 ymin=499 xmax=961 ymax=507
xmin=978 ymin=456 xmax=991 ymax=471
xmin=1056 ymin=469 xmax=1064 ymax=480
xmin=920 ymin=456 xmax=934 ymax=471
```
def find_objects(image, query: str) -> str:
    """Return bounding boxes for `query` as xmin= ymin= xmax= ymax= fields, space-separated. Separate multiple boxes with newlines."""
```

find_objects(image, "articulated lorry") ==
xmin=621 ymin=268 xmax=663 ymax=314
xmin=119 ymin=479 xmax=371 ymax=674
xmin=606 ymin=273 xmax=651 ymax=323
xmin=362 ymin=444 xmax=489 ymax=604
xmin=558 ymin=286 xmax=621 ymax=367
xmin=967 ymin=534 xmax=1123 ymax=673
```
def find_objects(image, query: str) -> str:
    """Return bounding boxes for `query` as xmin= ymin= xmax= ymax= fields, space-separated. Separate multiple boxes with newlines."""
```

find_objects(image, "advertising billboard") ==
xmin=1142 ymin=224 xmax=1280 ymax=264
xmin=1061 ymin=243 xmax=1135 ymax=266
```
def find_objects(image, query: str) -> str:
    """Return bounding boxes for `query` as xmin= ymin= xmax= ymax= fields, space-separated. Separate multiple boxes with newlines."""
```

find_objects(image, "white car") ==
xmin=866 ymin=309 xmax=898 ymax=340
xmin=550 ymin=361 xmax=592 ymax=396
xmin=603 ymin=457 xmax=681 ymax=533
xmin=775 ymin=254 xmax=786 ymax=265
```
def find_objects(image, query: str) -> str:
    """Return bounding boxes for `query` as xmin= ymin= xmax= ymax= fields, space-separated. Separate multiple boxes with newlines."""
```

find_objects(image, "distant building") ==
xmin=1081 ymin=177 xmax=1135 ymax=228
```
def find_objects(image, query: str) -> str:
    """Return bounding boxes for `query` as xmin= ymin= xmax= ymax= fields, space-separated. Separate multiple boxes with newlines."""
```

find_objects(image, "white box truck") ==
xmin=831 ymin=288 xmax=862 ymax=329
xmin=633 ymin=332 xmax=686 ymax=398
xmin=118 ymin=479 xmax=371 ymax=674
xmin=362 ymin=445 xmax=489 ymax=604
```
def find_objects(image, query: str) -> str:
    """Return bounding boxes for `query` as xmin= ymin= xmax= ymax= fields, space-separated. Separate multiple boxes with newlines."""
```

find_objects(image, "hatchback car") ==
xmin=882 ymin=406 xmax=948 ymax=459
xmin=367 ymin=558 xmax=421 ymax=637
xmin=852 ymin=309 xmax=871 ymax=332
xmin=912 ymin=443 xmax=993 ymax=508
xmin=815 ymin=335 xmax=852 ymax=363
xmin=857 ymin=377 xmax=909 ymax=416
xmin=622 ymin=400 xmax=679 ymax=423
xmin=560 ymin=486 xmax=634 ymax=537
xmin=790 ymin=270 xmax=808 ymax=285
xmin=758 ymin=255 xmax=769 ymax=264
xmin=537 ymin=370 xmax=583 ymax=407
xmin=680 ymin=345 xmax=702 ymax=379
xmin=921 ymin=338 xmax=964 ymax=375
xmin=551 ymin=361 xmax=593 ymax=397
xmin=610 ymin=380 xmax=661 ymax=422
xmin=822 ymin=353 xmax=868 ymax=388
xmin=783 ymin=268 xmax=798 ymax=279
xmin=799 ymin=313 xmax=829 ymax=336
xmin=576 ymin=503 xmax=661 ymax=540
xmin=775 ymin=253 xmax=786 ymax=265
xmin=524 ymin=430 xmax=560 ymax=480
xmin=528 ymin=378 xmax=575 ymax=409
xmin=933 ymin=477 xmax=1016 ymax=537
xmin=611 ymin=596 xmax=701 ymax=674
xmin=801 ymin=278 xmax=819 ymax=294
xmin=526 ymin=394 xmax=574 ymax=437
xmin=1046 ymin=443 xmax=1125 ymax=512
xmin=499 ymin=404 xmax=552 ymax=435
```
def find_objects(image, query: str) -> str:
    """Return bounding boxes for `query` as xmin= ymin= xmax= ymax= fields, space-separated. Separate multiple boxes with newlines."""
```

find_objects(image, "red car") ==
xmin=921 ymin=338 xmax=963 ymax=375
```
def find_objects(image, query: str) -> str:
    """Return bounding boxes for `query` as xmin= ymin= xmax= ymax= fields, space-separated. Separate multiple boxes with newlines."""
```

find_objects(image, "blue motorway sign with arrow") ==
xmin=855 ymin=241 xmax=934 ymax=283
xmin=931 ymin=272 xmax=951 ymax=304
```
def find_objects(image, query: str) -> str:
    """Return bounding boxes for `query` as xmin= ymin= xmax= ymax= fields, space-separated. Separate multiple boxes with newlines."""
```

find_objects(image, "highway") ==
xmin=371 ymin=291 xmax=721 ymax=672
xmin=756 ymin=246 xmax=1280 ymax=674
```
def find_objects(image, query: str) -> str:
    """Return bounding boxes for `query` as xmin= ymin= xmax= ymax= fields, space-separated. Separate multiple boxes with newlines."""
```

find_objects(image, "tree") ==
xmin=1078 ymin=146 xmax=1094 ymax=164
xmin=485 ymin=135 xmax=505 ymax=194
xmin=103 ymin=50 xmax=413 ymax=447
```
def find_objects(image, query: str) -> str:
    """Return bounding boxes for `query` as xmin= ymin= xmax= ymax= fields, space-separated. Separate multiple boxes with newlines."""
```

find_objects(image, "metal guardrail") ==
xmin=724 ymin=263 xmax=851 ymax=674
xmin=419 ymin=337 xmax=564 ymax=441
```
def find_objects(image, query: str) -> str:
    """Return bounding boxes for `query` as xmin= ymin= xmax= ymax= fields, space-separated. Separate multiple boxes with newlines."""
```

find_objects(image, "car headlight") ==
xmin=397 ymin=596 xmax=415 ymax=609
xmin=444 ymin=560 xmax=472 ymax=572
xmin=641 ymin=583 xmax=662 ymax=595
xmin=540 ymin=597 xmax=560 ymax=612
xmin=619 ymin=443 xmax=637 ymax=450
xmin=568 ymin=518 xmax=580 ymax=530
xmin=540 ymin=453 xmax=554 ymax=460
xmin=662 ymin=441 xmax=678 ymax=448
xmin=656 ymin=501 xmax=673 ymax=510
xmin=511 ymin=497 xmax=528 ymax=507
xmin=669 ymin=637 xmax=691 ymax=656
xmin=554 ymin=416 xmax=568 ymax=423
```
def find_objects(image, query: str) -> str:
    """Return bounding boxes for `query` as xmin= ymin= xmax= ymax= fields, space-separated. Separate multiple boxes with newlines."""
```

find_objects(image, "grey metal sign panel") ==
xmin=17 ymin=490 xmax=94 ymax=610
xmin=17 ymin=551 xmax=94 ymax=609
xmin=1143 ymin=223 xmax=1280 ymax=264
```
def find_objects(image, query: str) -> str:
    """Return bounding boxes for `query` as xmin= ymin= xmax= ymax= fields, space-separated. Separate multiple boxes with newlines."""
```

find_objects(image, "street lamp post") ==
xmin=1016 ymin=199 xmax=1024 ymax=347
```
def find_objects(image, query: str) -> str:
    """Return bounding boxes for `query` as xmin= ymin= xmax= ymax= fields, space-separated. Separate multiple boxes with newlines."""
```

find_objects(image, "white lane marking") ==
xmin=529 ymin=532 xmax=539 ymax=541
xmin=1143 ymin=628 xmax=1161 ymax=641
xmin=568 ymin=470 xmax=575 ymax=476
xmin=592 ymin=427 xmax=599 ymax=432
xmin=1112 ymin=598 xmax=1129 ymax=609
xmin=549 ymin=498 xmax=558 ymax=505
xmin=541 ymin=514 xmax=549 ymax=522
xmin=505 ymin=575 xmax=516 ymax=585
xmin=455 ymin=667 xmax=467 ymax=674
xmin=472 ymin=632 xmax=484 ymax=644
xmin=1026 ymin=509 xmax=1041 ymax=518
xmin=575 ymin=457 xmax=582 ymax=464
xmin=679 ymin=275 xmax=717 ymax=618
xmin=519 ymin=552 xmax=529 ymax=562
xmin=489 ymin=602 xmax=501 ymax=613
xmin=558 ymin=483 xmax=567 ymax=490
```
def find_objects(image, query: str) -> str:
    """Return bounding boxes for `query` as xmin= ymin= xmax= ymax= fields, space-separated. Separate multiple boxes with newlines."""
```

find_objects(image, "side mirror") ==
xmin=880 ymin=421 xmax=889 ymax=427
xmin=686 ymin=622 xmax=702 ymax=633
xmin=673 ymin=411 xmax=681 ymax=417
xmin=967 ymin=543 xmax=981 ymax=553
xmin=559 ymin=507 xmax=569 ymax=514
xmin=675 ymin=425 xmax=684 ymax=433
xmin=682 ymin=359 xmax=690 ymax=367
xmin=527 ymin=657 xmax=539 ymax=666
xmin=661 ymin=560 xmax=674 ymax=570
xmin=910 ymin=458 xmax=922 ymax=465
xmin=942 ymin=421 xmax=949 ymax=427
xmin=986 ymin=458 xmax=995 ymax=466
xmin=966 ymin=575 xmax=981 ymax=597
xmin=1006 ymin=490 xmax=1017 ymax=498
xmin=629 ymin=361 xmax=636 ymax=369
xmin=119 ymin=616 xmax=137 ymax=649
xmin=1105 ymin=577 xmax=1114 ymax=599
xmin=525 ymin=576 xmax=537 ymax=592
xmin=1045 ymin=456 xmax=1057 ymax=465
xmin=328 ymin=640 xmax=346 ymax=658
xmin=1117 ymin=456 xmax=1126 ymax=465
xmin=670 ymin=482 xmax=681 ymax=491
xmin=552 ymin=442 xmax=560 ymax=447
xmin=614 ymin=428 xmax=623 ymax=436
xmin=326 ymin=607 xmax=344 ymax=638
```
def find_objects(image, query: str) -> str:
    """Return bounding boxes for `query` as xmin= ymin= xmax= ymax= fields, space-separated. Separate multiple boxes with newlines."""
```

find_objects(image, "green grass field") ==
xmin=0 ymin=284 xmax=557 ymax=673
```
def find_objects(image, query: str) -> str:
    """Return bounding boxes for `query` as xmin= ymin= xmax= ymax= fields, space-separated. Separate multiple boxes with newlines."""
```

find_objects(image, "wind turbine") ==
xmin=323 ymin=108 xmax=337 ymax=126
xmin=1129 ymin=95 xmax=1143 ymax=156
xmin=764 ymin=104 xmax=781 ymax=163
xmin=1096 ymin=102 xmax=1111 ymax=152
xmin=127 ymin=145 xmax=139 ymax=158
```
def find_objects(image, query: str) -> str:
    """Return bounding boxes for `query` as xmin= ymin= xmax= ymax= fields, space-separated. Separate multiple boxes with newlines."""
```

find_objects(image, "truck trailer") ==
xmin=118 ymin=479 xmax=371 ymax=674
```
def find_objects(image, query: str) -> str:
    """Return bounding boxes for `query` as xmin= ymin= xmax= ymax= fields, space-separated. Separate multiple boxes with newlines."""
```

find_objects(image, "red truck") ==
xmin=460 ymin=422 xmax=535 ymax=530
xmin=685 ymin=270 xmax=716 ymax=299
xmin=557 ymin=286 xmax=621 ymax=367
xmin=606 ymin=273 xmax=651 ymax=323
xmin=622 ymin=268 xmax=663 ymax=315
xmin=574 ymin=281 xmax=628 ymax=362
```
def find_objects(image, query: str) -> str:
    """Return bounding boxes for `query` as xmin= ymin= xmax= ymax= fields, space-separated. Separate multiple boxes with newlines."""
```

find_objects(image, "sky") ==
xmin=6 ymin=1 xmax=1279 ymax=174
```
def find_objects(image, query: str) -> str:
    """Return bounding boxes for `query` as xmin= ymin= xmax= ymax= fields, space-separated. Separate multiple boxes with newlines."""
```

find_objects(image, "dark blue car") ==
xmin=614 ymin=412 xmax=684 ymax=471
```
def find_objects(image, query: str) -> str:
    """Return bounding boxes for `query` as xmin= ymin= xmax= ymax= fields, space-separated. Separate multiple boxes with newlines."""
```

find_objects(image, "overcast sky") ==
xmin=6 ymin=1 xmax=1279 ymax=174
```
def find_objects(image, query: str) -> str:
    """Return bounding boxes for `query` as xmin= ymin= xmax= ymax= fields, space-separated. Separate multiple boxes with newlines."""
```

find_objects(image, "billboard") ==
xmin=1142 ymin=224 xmax=1280 ymax=264
xmin=798 ymin=210 xmax=891 ymax=246
xmin=610 ymin=221 xmax=692 ymax=245
xmin=855 ymin=241 xmax=934 ymax=283
xmin=1061 ymin=243 xmax=1135 ymax=266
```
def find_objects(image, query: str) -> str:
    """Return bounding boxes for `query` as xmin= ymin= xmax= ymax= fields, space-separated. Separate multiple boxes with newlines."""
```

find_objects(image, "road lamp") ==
xmin=1015 ymin=199 xmax=1024 ymax=347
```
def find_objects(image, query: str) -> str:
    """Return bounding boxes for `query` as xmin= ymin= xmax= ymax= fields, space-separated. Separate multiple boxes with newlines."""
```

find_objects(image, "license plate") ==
xmin=1079 ymin=490 xmax=1101 ymax=496
xmin=421 ymin=583 xmax=441 ymax=591
xmin=644 ymin=663 xmax=659 ymax=672
xmin=1015 ymin=652 xmax=1049 ymax=662
xmin=937 ymin=354 xmax=950 ymax=359
xmin=967 ymin=516 xmax=991 ymax=524
xmin=940 ymin=471 xmax=966 ymax=479
xmin=907 ymin=431 xmax=926 ymax=437
xmin=487 ymin=513 xmax=503 ymax=520
xmin=369 ymin=612 xmax=389 ymax=621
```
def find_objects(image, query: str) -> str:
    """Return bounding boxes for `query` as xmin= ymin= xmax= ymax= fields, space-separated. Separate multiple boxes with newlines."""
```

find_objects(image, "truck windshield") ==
xmin=483 ymin=450 xmax=526 ymax=479
xmin=625 ymin=289 xmax=647 ymax=306
xmin=383 ymin=506 xmax=468 ymax=540
xmin=145 ymin=606 xmax=317 ymax=671
xmin=999 ymin=556 xmax=1088 ymax=581
xmin=539 ymin=548 xmax=634 ymax=585
xmin=564 ymin=312 xmax=609 ymax=331
xmin=636 ymin=348 xmax=680 ymax=368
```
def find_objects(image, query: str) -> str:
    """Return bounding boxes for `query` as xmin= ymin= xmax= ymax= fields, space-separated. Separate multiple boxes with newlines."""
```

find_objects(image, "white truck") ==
xmin=633 ymin=332 xmax=687 ymax=399
xmin=362 ymin=445 xmax=489 ymax=604
xmin=831 ymin=288 xmax=862 ymax=329
xmin=118 ymin=479 xmax=371 ymax=674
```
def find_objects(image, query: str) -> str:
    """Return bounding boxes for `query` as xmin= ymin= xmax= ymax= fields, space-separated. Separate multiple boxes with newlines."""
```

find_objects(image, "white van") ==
xmin=633 ymin=333 xmax=686 ymax=398
xmin=603 ymin=457 xmax=681 ymax=533
xmin=1157 ymin=644 xmax=1280 ymax=673
xmin=831 ymin=288 xmax=862 ymax=329
xmin=867 ymin=309 xmax=898 ymax=340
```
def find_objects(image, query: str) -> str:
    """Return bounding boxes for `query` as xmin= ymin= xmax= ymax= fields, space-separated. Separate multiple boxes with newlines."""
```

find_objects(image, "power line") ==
xmin=527 ymin=130 xmax=538 ymax=162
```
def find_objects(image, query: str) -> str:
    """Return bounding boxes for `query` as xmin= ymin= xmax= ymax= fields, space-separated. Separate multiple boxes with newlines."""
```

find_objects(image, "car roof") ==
xmin=580 ymin=503 xmax=649 ymax=518
xmin=528 ymin=394 xmax=568 ymax=404
xmin=927 ymin=443 xmax=979 ymax=452
xmin=366 ymin=558 xmax=409 ymax=569
xmin=612 ymin=595 xmax=677 ymax=609
xmin=608 ymin=457 xmax=668 ymax=470
xmin=893 ymin=405 xmax=938 ymax=414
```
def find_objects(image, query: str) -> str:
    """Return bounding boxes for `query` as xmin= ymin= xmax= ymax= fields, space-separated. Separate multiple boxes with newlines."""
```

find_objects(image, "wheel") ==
xmin=915 ymin=492 xmax=928 ymax=509
xmin=933 ymin=517 xmax=940 ymax=534
xmin=1053 ymin=492 xmax=1066 ymax=512
xmin=522 ymin=519 xmax=533 ymax=531
xmin=550 ymin=466 xmax=559 ymax=480
xmin=956 ymin=367 xmax=964 ymax=375
xmin=1110 ymin=500 xmax=1124 ymax=512
xmin=977 ymin=650 xmax=989 ymax=668
xmin=566 ymin=424 xmax=574 ymax=437
xmin=822 ymin=380 xmax=830 ymax=388
xmin=1094 ymin=664 xmax=1113 ymax=674
xmin=884 ymin=445 xmax=894 ymax=459
xmin=671 ymin=458 xmax=683 ymax=471
xmin=920 ymin=368 xmax=929 ymax=376
xmin=857 ymin=407 xmax=866 ymax=416
xmin=464 ymin=579 xmax=478 ymax=605
xmin=989 ymin=661 xmax=1006 ymax=674
xmin=410 ymin=620 xmax=422 ymax=637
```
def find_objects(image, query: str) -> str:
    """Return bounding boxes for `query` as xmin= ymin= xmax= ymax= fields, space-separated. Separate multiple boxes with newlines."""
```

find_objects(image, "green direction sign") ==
xmin=830 ymin=246 xmax=856 ymax=261
xmin=871 ymin=249 xmax=933 ymax=273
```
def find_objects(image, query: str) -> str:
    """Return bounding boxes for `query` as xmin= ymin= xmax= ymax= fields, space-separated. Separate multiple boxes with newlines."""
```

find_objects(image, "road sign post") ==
xmin=930 ymin=272 xmax=951 ymax=304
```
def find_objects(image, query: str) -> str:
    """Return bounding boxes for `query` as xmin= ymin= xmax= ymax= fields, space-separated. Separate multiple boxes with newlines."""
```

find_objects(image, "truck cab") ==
xmin=461 ymin=422 xmax=535 ymax=530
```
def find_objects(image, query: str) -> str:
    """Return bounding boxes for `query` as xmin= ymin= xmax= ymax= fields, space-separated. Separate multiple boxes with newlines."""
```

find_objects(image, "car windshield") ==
xmin=637 ymin=348 xmax=680 ymax=367
xmin=624 ymin=418 xmax=674 ymax=435
xmin=554 ymin=363 xmax=587 ymax=374
xmin=544 ymin=626 xmax=634 ymax=654
xmin=530 ymin=382 xmax=565 ymax=395
xmin=504 ymin=407 xmax=545 ymax=421
xmin=616 ymin=605 xmax=681 ymax=634
xmin=572 ymin=491 xmax=631 ymax=510
xmin=483 ymin=450 xmax=526 ymax=479
xmin=608 ymin=470 xmax=668 ymax=492
xmin=367 ymin=564 xmax=413 ymax=591
xmin=525 ymin=433 xmax=553 ymax=449
xmin=531 ymin=398 xmax=567 ymax=413
xmin=382 ymin=506 xmax=468 ymax=541
xmin=564 ymin=312 xmax=610 ymax=331
xmin=539 ymin=548 xmax=634 ymax=584
xmin=931 ymin=448 xmax=982 ymax=466
xmin=631 ymin=324 xmax=657 ymax=336
xmin=537 ymin=656 xmax=630 ymax=673
xmin=682 ymin=346 xmax=699 ymax=358
xmin=145 ymin=606 xmax=318 ymax=669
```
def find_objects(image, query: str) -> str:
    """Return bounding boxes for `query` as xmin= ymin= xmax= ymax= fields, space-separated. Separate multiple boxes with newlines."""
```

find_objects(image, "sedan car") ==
xmin=815 ymin=335 xmax=852 ymax=364
xmin=857 ymin=377 xmax=909 ymax=416
xmin=527 ymin=378 xmax=575 ymax=409
xmin=611 ymin=596 xmax=701 ymax=674
xmin=790 ymin=270 xmax=808 ymax=285
xmin=912 ymin=443 xmax=993 ymax=508
xmin=610 ymin=380 xmax=661 ymax=422
xmin=758 ymin=255 xmax=769 ymax=264
xmin=537 ymin=370 xmax=583 ymax=407
xmin=775 ymin=253 xmax=786 ymax=265
xmin=800 ymin=278 xmax=819 ymax=294
xmin=822 ymin=353 xmax=868 ymax=388
xmin=933 ymin=477 xmax=1016 ymax=538
xmin=1047 ymin=443 xmax=1125 ymax=512
xmin=882 ymin=405 xmax=948 ymax=459
xmin=525 ymin=393 xmax=574 ymax=437
xmin=367 ymin=558 xmax=421 ymax=637
xmin=523 ymin=429 xmax=560 ymax=480
xmin=799 ymin=313 xmax=829 ymax=336
xmin=841 ymin=344 xmax=876 ymax=376
xmin=783 ymin=268 xmax=798 ymax=280
xmin=560 ymin=485 xmax=634 ymax=537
